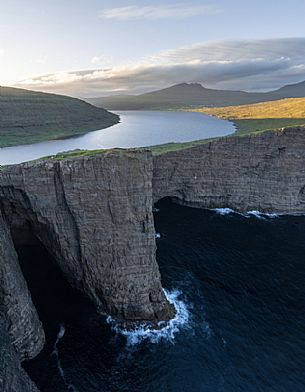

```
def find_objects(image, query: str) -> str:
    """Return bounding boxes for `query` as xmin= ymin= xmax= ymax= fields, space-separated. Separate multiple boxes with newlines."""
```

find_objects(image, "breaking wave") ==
xmin=245 ymin=210 xmax=279 ymax=219
xmin=213 ymin=207 xmax=279 ymax=219
xmin=107 ymin=289 xmax=190 ymax=345
xmin=214 ymin=208 xmax=235 ymax=215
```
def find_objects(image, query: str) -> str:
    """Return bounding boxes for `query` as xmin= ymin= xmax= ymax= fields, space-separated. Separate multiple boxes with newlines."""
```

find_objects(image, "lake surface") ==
xmin=22 ymin=198 xmax=305 ymax=392
xmin=0 ymin=111 xmax=234 ymax=165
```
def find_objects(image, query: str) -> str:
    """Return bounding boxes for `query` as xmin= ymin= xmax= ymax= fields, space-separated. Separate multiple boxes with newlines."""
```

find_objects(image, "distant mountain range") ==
xmin=87 ymin=80 xmax=305 ymax=110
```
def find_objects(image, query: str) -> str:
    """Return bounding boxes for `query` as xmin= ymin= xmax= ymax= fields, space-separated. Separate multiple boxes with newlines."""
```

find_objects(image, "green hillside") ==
xmin=193 ymin=97 xmax=305 ymax=136
xmin=0 ymin=86 xmax=119 ymax=147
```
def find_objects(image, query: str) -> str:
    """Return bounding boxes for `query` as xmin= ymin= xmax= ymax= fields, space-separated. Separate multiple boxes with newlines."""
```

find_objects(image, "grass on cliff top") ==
xmin=38 ymin=148 xmax=148 ymax=161
xmin=232 ymin=118 xmax=305 ymax=136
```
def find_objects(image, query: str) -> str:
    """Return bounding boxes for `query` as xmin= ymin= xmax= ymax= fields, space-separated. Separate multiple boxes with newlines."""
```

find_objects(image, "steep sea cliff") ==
xmin=1 ymin=126 xmax=305 ymax=390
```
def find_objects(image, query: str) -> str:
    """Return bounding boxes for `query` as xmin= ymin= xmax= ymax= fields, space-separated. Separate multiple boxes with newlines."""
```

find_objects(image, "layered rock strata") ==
xmin=0 ymin=309 xmax=39 ymax=392
xmin=0 ymin=150 xmax=172 ymax=323
xmin=153 ymin=127 xmax=305 ymax=213
xmin=0 ymin=212 xmax=44 ymax=361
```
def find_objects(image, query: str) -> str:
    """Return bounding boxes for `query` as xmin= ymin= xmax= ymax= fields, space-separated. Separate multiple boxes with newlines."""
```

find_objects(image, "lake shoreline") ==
xmin=0 ymin=110 xmax=234 ymax=165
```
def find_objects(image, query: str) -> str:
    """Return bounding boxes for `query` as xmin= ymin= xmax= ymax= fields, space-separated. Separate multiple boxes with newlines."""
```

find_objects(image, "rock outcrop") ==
xmin=153 ymin=127 xmax=305 ymax=213
xmin=0 ymin=213 xmax=44 ymax=361
xmin=0 ymin=309 xmax=39 ymax=392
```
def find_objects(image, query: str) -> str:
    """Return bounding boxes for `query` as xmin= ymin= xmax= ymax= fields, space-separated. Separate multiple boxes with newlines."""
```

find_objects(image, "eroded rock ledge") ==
xmin=1 ymin=126 xmax=305 ymax=390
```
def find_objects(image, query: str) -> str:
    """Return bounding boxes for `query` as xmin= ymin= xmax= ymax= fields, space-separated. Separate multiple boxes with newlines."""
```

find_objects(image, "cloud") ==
xmin=0 ymin=49 xmax=4 ymax=57
xmin=14 ymin=38 xmax=305 ymax=97
xmin=91 ymin=55 xmax=112 ymax=65
xmin=99 ymin=4 xmax=221 ymax=20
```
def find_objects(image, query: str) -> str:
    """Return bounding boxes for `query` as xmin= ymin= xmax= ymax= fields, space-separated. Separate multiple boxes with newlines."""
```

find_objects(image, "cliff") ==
xmin=2 ymin=127 xmax=305 ymax=390
xmin=0 ymin=310 xmax=39 ymax=392
xmin=0 ymin=212 xmax=44 ymax=361
xmin=0 ymin=150 xmax=172 ymax=322
xmin=153 ymin=127 xmax=305 ymax=213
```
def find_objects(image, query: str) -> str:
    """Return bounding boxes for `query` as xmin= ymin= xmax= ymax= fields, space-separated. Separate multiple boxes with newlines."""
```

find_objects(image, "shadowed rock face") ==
xmin=153 ymin=127 xmax=305 ymax=213
xmin=0 ymin=213 xmax=45 ymax=361
xmin=0 ymin=310 xmax=39 ymax=392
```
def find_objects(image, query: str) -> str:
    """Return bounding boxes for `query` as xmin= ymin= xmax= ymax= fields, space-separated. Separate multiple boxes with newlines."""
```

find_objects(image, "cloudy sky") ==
xmin=1 ymin=0 xmax=305 ymax=97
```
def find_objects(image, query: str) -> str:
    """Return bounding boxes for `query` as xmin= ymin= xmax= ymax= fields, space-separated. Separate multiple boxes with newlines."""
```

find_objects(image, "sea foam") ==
xmin=213 ymin=207 xmax=279 ymax=219
xmin=107 ymin=289 xmax=190 ymax=345
xmin=51 ymin=324 xmax=77 ymax=392
xmin=246 ymin=210 xmax=279 ymax=219
xmin=214 ymin=208 xmax=234 ymax=215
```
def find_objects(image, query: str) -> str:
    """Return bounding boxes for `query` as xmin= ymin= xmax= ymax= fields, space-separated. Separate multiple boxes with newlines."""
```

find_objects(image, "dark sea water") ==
xmin=21 ymin=198 xmax=305 ymax=392
xmin=0 ymin=111 xmax=234 ymax=165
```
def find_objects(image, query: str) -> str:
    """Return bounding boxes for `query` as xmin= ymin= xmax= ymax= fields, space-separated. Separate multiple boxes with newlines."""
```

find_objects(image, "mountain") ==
xmin=269 ymin=80 xmax=305 ymax=99
xmin=0 ymin=86 xmax=119 ymax=148
xmin=87 ymin=80 xmax=305 ymax=110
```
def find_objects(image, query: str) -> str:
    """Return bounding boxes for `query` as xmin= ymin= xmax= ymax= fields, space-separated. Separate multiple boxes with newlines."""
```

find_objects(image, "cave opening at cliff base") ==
xmin=10 ymin=222 xmax=95 ymax=341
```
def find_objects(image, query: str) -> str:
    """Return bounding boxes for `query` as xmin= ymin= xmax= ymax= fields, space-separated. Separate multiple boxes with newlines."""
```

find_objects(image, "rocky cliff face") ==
xmin=0 ymin=150 xmax=172 ymax=323
xmin=0 ymin=213 xmax=44 ymax=361
xmin=2 ymin=127 xmax=305 ymax=391
xmin=0 ymin=309 xmax=39 ymax=392
xmin=153 ymin=127 xmax=305 ymax=213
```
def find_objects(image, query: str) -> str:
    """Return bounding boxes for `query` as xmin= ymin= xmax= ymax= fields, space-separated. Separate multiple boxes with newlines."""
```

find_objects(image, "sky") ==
xmin=1 ymin=0 xmax=305 ymax=96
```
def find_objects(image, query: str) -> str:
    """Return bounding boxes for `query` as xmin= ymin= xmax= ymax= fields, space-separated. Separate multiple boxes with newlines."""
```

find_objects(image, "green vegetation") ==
xmin=191 ymin=98 xmax=305 ymax=136
xmin=39 ymin=149 xmax=117 ymax=161
xmin=233 ymin=118 xmax=305 ymax=136
xmin=38 ymin=148 xmax=147 ymax=161
xmin=0 ymin=86 xmax=119 ymax=148
xmin=148 ymin=138 xmax=217 ymax=154
xmin=194 ymin=98 xmax=305 ymax=119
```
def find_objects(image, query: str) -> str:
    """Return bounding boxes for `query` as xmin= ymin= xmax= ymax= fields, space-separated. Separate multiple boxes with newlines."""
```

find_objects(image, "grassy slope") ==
xmin=191 ymin=97 xmax=305 ymax=136
xmin=0 ymin=86 xmax=119 ymax=147
xmin=194 ymin=98 xmax=305 ymax=119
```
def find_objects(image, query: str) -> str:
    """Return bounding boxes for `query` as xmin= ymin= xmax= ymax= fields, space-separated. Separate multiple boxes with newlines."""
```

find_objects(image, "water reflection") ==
xmin=0 ymin=111 xmax=234 ymax=165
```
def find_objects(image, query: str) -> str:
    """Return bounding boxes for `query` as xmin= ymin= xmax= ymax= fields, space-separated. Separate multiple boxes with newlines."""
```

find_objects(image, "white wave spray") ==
xmin=214 ymin=208 xmax=235 ymax=216
xmin=51 ymin=324 xmax=77 ymax=392
xmin=213 ymin=207 xmax=279 ymax=219
xmin=107 ymin=289 xmax=190 ymax=345
xmin=246 ymin=210 xmax=279 ymax=219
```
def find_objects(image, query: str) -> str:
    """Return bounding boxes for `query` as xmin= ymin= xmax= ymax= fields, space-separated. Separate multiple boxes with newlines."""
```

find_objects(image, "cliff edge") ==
xmin=2 ymin=127 xmax=305 ymax=390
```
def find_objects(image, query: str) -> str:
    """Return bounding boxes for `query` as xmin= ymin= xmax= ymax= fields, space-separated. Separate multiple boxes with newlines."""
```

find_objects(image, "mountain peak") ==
xmin=174 ymin=82 xmax=204 ymax=89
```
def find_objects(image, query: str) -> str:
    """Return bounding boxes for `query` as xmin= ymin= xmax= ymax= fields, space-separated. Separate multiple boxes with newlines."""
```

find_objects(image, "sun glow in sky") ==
xmin=1 ymin=0 xmax=305 ymax=96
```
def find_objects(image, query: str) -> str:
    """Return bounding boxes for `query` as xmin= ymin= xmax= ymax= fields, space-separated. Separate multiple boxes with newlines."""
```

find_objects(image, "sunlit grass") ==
xmin=192 ymin=98 xmax=305 ymax=119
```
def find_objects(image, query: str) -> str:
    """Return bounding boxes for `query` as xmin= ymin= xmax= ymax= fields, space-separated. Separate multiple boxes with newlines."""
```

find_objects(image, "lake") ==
xmin=0 ymin=111 xmax=234 ymax=165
